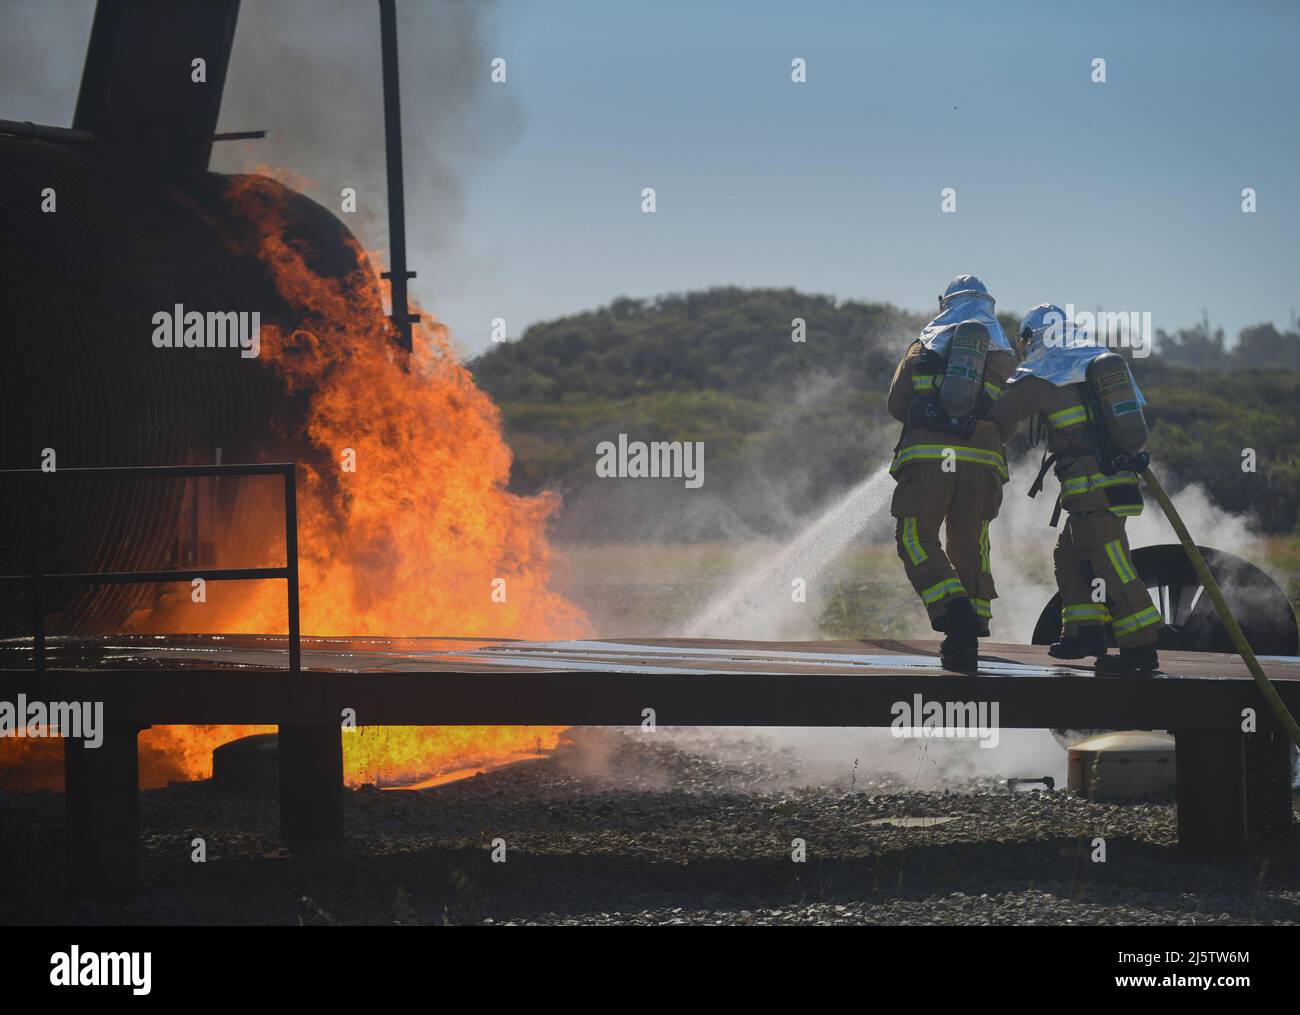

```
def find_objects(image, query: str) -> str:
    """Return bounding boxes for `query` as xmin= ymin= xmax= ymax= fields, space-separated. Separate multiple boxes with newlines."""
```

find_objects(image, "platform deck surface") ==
xmin=3 ymin=633 xmax=1299 ymax=675
xmin=1 ymin=635 xmax=1297 ymax=731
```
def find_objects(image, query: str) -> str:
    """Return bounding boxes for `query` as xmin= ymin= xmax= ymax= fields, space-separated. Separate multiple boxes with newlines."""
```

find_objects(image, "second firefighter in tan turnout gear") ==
xmin=888 ymin=275 xmax=1017 ymax=671
xmin=992 ymin=304 xmax=1161 ymax=674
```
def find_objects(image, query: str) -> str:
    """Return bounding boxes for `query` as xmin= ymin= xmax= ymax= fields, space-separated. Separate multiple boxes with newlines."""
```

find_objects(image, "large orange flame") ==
xmin=199 ymin=173 xmax=587 ymax=641
xmin=1 ymin=172 xmax=586 ymax=791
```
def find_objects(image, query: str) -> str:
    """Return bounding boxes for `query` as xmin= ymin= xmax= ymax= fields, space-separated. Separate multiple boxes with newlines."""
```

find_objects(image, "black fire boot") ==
xmin=1048 ymin=624 xmax=1107 ymax=660
xmin=1094 ymin=643 xmax=1159 ymax=676
xmin=939 ymin=596 xmax=980 ymax=673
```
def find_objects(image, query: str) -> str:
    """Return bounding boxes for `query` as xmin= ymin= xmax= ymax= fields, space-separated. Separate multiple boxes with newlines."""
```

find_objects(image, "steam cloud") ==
xmin=567 ymin=445 xmax=1273 ymax=789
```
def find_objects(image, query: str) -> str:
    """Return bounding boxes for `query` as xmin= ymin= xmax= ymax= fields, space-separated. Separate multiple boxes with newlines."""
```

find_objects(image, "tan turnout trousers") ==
xmin=991 ymin=375 xmax=1160 ymax=649
xmin=887 ymin=340 xmax=1015 ymax=627
xmin=891 ymin=461 xmax=1002 ymax=626
xmin=1053 ymin=510 xmax=1160 ymax=648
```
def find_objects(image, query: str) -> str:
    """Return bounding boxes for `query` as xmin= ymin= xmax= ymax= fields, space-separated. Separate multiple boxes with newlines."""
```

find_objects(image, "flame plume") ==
xmin=2 ymin=173 xmax=586 ymax=790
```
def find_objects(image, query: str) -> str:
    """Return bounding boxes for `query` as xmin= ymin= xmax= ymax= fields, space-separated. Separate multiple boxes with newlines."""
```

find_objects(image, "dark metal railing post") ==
xmin=1 ymin=463 xmax=302 ymax=674
xmin=378 ymin=0 xmax=419 ymax=355
xmin=282 ymin=464 xmax=301 ymax=673
xmin=32 ymin=474 xmax=45 ymax=674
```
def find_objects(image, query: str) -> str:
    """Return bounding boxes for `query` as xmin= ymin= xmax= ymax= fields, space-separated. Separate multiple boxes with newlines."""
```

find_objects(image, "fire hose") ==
xmin=1141 ymin=466 xmax=1300 ymax=749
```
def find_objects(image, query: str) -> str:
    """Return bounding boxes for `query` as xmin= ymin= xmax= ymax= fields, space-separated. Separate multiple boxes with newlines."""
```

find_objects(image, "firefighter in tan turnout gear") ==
xmin=888 ymin=275 xmax=1017 ymax=672
xmin=991 ymin=304 xmax=1161 ymax=675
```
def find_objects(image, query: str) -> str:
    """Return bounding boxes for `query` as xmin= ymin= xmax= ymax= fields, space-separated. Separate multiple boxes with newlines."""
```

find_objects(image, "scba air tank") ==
xmin=938 ymin=320 xmax=990 ymax=418
xmin=1086 ymin=352 xmax=1148 ymax=458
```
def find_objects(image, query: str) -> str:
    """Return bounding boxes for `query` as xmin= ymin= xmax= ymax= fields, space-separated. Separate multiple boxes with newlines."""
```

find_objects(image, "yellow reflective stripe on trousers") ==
xmin=890 ymin=444 xmax=1009 ymax=480
xmin=978 ymin=521 xmax=991 ymax=573
xmin=1105 ymin=539 xmax=1138 ymax=584
xmin=972 ymin=597 xmax=992 ymax=619
xmin=1062 ymin=602 xmax=1109 ymax=623
xmin=1048 ymin=405 xmax=1089 ymax=429
xmin=921 ymin=576 xmax=966 ymax=605
xmin=1060 ymin=471 xmax=1139 ymax=498
xmin=1113 ymin=605 xmax=1161 ymax=636
xmin=901 ymin=517 xmax=927 ymax=565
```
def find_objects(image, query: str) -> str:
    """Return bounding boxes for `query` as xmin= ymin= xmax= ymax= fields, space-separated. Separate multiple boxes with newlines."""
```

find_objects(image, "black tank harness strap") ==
xmin=1028 ymin=445 xmax=1067 ymax=528
xmin=1028 ymin=411 xmax=1045 ymax=449
xmin=1028 ymin=449 xmax=1057 ymax=499
xmin=1049 ymin=494 xmax=1064 ymax=528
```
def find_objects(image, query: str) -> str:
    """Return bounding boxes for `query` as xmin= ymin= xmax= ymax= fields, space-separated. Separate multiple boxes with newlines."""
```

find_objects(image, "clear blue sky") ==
xmin=461 ymin=0 xmax=1298 ymax=355
xmin=9 ymin=0 xmax=1299 ymax=356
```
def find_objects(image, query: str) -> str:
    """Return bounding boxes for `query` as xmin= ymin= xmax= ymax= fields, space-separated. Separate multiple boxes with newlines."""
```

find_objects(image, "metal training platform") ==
xmin=1 ymin=633 xmax=1296 ymax=899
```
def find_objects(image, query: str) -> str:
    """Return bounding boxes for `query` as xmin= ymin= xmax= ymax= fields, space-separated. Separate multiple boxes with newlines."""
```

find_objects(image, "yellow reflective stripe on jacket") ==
xmin=901 ymin=517 xmax=927 ymax=565
xmin=1060 ymin=471 xmax=1139 ymax=498
xmin=972 ymin=597 xmax=992 ymax=619
xmin=978 ymin=521 xmax=991 ymax=573
xmin=911 ymin=374 xmax=1001 ymax=399
xmin=1105 ymin=539 xmax=1139 ymax=585
xmin=1113 ymin=605 xmax=1161 ymax=637
xmin=921 ymin=576 xmax=966 ymax=605
xmin=1109 ymin=504 xmax=1143 ymax=518
xmin=1048 ymin=405 xmax=1090 ymax=430
xmin=890 ymin=444 xmax=1009 ymax=480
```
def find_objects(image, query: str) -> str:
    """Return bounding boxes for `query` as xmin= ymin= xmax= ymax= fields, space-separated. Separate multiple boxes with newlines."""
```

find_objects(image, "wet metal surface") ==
xmin=0 ymin=634 xmax=1296 ymax=730
xmin=0 ymin=634 xmax=1296 ymax=681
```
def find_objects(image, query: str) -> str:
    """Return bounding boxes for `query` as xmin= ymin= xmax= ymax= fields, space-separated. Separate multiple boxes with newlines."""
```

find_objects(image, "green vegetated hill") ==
xmin=470 ymin=287 xmax=1300 ymax=538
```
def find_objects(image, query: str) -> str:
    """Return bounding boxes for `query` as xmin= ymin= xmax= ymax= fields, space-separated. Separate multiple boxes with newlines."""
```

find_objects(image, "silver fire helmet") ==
xmin=918 ymin=274 xmax=1010 ymax=355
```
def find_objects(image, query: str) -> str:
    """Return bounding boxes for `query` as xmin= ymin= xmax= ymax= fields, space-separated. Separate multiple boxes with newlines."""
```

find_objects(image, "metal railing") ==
xmin=0 ymin=463 xmax=301 ymax=673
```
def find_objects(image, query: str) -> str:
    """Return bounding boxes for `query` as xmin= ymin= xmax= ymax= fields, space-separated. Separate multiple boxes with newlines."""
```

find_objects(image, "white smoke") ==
xmin=1128 ymin=480 xmax=1255 ymax=554
xmin=211 ymin=0 xmax=524 ymax=341
xmin=988 ymin=462 xmax=1264 ymax=643
xmin=648 ymin=725 xmax=1069 ymax=792
xmin=685 ymin=465 xmax=895 ymax=640
xmin=660 ymin=454 xmax=1065 ymax=787
xmin=575 ymin=454 xmax=1271 ymax=790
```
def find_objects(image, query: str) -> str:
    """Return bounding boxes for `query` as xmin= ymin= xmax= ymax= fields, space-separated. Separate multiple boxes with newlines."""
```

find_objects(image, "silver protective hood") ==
xmin=917 ymin=294 xmax=1012 ymax=356
xmin=1013 ymin=313 xmax=1146 ymax=404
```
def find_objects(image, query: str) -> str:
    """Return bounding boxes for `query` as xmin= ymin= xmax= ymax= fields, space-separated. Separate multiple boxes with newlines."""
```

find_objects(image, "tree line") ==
xmin=471 ymin=287 xmax=1300 ymax=536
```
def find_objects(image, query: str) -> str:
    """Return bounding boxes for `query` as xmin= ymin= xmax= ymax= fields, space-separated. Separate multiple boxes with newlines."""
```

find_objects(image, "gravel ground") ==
xmin=1 ymin=728 xmax=1297 ymax=926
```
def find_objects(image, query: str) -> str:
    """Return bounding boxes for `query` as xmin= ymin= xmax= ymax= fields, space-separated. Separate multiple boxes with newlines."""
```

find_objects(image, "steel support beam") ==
xmin=1174 ymin=730 xmax=1248 ymax=860
xmin=1245 ymin=728 xmax=1294 ymax=840
xmin=64 ymin=725 xmax=143 ymax=901
xmin=277 ymin=723 xmax=344 ymax=842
